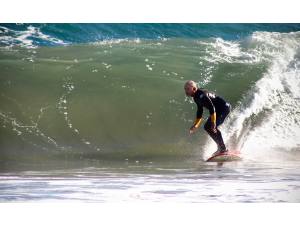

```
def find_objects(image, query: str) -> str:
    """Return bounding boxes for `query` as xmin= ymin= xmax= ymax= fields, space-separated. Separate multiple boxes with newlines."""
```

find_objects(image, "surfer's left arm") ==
xmin=190 ymin=117 xmax=202 ymax=134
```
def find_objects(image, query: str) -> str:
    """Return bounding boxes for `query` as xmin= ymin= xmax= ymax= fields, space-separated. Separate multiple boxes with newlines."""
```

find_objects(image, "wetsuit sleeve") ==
xmin=203 ymin=93 xmax=215 ymax=115
xmin=193 ymin=104 xmax=203 ymax=128
xmin=196 ymin=102 xmax=203 ymax=119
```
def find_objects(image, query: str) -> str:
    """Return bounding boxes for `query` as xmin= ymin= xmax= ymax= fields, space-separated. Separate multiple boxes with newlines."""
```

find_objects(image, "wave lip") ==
xmin=203 ymin=31 xmax=300 ymax=160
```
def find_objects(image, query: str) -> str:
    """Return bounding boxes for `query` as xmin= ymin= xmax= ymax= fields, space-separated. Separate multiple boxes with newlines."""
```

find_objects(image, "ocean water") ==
xmin=0 ymin=24 xmax=300 ymax=202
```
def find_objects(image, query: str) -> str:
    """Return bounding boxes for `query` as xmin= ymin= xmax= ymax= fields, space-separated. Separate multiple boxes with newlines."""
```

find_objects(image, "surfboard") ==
xmin=206 ymin=150 xmax=242 ymax=162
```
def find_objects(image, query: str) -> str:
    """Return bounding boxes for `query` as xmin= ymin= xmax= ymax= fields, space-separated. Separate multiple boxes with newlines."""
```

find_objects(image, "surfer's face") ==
xmin=184 ymin=85 xmax=196 ymax=97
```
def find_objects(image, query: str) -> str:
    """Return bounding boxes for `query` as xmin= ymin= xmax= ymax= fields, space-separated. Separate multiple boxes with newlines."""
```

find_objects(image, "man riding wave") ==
xmin=184 ymin=80 xmax=231 ymax=154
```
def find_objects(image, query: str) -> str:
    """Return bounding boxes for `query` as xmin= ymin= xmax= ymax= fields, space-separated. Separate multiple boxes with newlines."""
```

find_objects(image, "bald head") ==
xmin=184 ymin=80 xmax=198 ymax=97
xmin=184 ymin=80 xmax=197 ymax=89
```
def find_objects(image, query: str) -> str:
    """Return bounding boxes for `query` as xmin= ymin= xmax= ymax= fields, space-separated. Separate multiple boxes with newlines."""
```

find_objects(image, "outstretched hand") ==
xmin=189 ymin=126 xmax=197 ymax=134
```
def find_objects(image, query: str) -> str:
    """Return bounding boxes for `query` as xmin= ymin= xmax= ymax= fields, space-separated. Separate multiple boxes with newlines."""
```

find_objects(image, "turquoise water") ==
xmin=1 ymin=24 xmax=300 ymax=47
xmin=0 ymin=24 xmax=300 ymax=202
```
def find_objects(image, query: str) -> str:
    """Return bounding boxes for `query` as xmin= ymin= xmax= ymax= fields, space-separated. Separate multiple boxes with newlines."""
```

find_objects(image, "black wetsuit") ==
xmin=193 ymin=89 xmax=231 ymax=151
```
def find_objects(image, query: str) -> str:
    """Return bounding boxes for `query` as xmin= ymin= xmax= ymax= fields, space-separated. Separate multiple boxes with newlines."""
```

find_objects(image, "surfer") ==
xmin=184 ymin=80 xmax=231 ymax=154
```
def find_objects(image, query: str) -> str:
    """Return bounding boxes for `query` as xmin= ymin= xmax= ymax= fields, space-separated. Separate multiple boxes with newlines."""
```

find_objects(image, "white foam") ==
xmin=58 ymin=77 xmax=102 ymax=152
xmin=92 ymin=38 xmax=141 ymax=47
xmin=0 ymin=103 xmax=59 ymax=149
xmin=102 ymin=62 xmax=112 ymax=69
xmin=146 ymin=64 xmax=153 ymax=71
xmin=0 ymin=25 xmax=67 ymax=49
xmin=197 ymin=36 xmax=267 ymax=65
xmin=203 ymin=31 xmax=300 ymax=160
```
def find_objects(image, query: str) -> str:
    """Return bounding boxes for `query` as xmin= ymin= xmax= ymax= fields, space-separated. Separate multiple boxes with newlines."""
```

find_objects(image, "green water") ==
xmin=0 ymin=39 xmax=267 ymax=165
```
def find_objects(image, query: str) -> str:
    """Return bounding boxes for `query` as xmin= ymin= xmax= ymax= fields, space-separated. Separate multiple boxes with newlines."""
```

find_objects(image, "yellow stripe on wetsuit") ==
xmin=193 ymin=118 xmax=202 ymax=128
xmin=210 ymin=112 xmax=216 ymax=124
xmin=193 ymin=112 xmax=216 ymax=128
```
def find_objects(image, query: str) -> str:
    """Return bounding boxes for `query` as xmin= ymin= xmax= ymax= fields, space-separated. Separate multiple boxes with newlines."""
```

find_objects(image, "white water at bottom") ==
xmin=1 ymin=162 xmax=300 ymax=202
